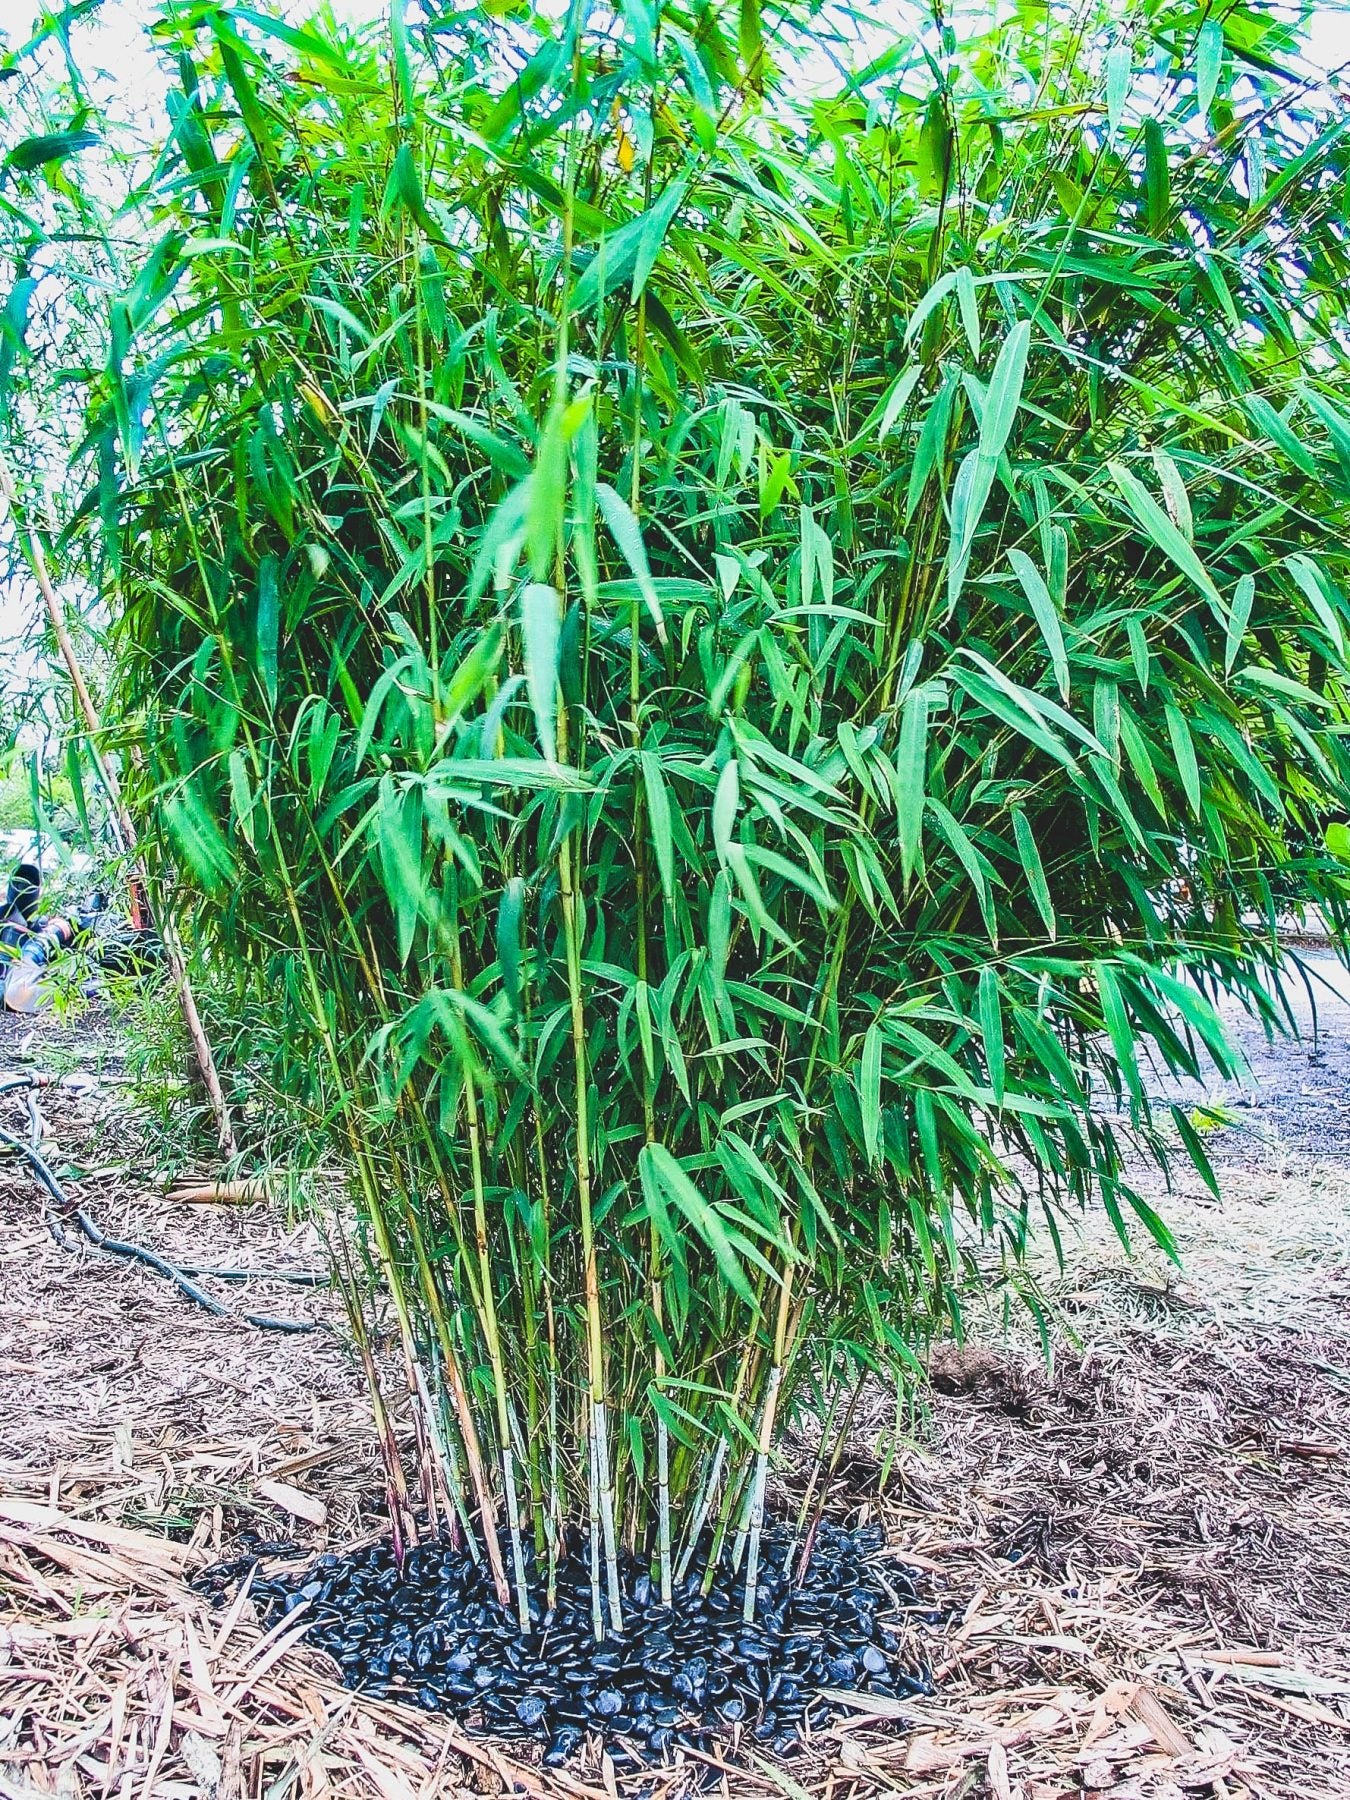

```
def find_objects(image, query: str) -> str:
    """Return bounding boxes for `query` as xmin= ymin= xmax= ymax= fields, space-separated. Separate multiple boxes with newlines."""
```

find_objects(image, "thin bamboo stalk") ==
xmin=673 ymin=1433 xmax=725 ymax=1586
xmin=742 ymin=1263 xmax=797 ymax=1621
xmin=624 ymin=313 xmax=674 ymax=1605
xmin=462 ymin=1048 xmax=532 ymax=1630
xmin=794 ymin=1374 xmax=867 ymax=1586
xmin=553 ymin=72 xmax=624 ymax=1637
xmin=417 ymin=1349 xmax=476 ymax=1557
xmin=587 ymin=1400 xmax=604 ymax=1641
xmin=327 ymin=1228 xmax=417 ymax=1561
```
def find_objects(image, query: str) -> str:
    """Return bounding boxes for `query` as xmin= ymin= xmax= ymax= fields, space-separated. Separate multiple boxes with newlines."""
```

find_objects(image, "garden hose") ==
xmin=0 ymin=1072 xmax=323 ymax=1334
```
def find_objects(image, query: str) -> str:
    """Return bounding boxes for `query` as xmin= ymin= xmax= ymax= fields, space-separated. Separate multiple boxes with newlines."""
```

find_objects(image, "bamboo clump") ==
xmin=18 ymin=0 xmax=1350 ymax=1625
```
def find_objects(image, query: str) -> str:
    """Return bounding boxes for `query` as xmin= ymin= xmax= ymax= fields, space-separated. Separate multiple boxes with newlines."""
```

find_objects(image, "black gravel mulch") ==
xmin=204 ymin=1521 xmax=933 ymax=1771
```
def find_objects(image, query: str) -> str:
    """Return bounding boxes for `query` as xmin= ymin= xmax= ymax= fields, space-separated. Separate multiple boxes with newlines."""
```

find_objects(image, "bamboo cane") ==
xmin=742 ymin=1267 xmax=800 ymax=1621
xmin=552 ymin=105 xmax=623 ymax=1634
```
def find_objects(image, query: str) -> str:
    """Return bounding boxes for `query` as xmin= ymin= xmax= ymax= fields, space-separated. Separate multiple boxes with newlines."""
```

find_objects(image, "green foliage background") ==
xmin=6 ymin=0 xmax=1350 ymax=1622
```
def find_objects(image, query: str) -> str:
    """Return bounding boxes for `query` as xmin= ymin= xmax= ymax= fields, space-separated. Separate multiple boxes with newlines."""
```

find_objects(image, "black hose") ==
xmin=0 ymin=1114 xmax=323 ymax=1335
xmin=0 ymin=1072 xmax=48 ymax=1097
xmin=175 ymin=1264 xmax=328 ymax=1287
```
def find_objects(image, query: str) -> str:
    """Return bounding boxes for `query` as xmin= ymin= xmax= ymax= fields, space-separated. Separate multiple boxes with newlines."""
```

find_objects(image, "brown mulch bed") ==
xmin=872 ymin=1322 xmax=1350 ymax=1799
xmin=3 ymin=991 xmax=1350 ymax=1799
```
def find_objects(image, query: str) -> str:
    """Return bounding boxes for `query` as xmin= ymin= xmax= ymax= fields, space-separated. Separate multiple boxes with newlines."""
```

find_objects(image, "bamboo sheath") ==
xmin=0 ymin=452 xmax=237 ymax=1156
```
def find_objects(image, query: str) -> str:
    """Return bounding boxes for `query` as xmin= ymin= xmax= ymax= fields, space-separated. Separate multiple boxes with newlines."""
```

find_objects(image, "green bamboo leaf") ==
xmin=5 ymin=129 xmax=99 ymax=173
xmin=165 ymin=789 xmax=236 ymax=894
xmin=904 ymin=272 xmax=957 ymax=344
xmin=742 ymin=842 xmax=833 ymax=910
xmin=1093 ymin=677 xmax=1120 ymax=766
xmin=304 ymin=293 xmax=374 ymax=346
xmin=1245 ymin=130 xmax=1267 ymax=204
xmin=497 ymin=876 xmax=524 ymax=1012
xmin=847 ymin=1026 xmax=878 ymax=1169
xmin=1285 ymin=553 xmax=1346 ymax=658
xmin=895 ymin=684 xmax=930 ymax=884
xmin=1244 ymin=396 xmax=1317 ymax=476
xmin=527 ymin=404 xmax=567 ymax=581
xmin=1106 ymin=40 xmax=1131 ymax=138
xmin=947 ymin=448 xmax=996 ymax=607
xmin=977 ymin=966 xmax=1005 ymax=1105
xmin=1048 ymin=523 xmax=1068 ymax=611
xmin=1119 ymin=703 xmax=1167 ymax=816
xmin=1238 ymin=666 xmax=1330 ymax=709
xmin=906 ymin=376 xmax=956 ymax=521
xmin=1012 ymin=808 xmax=1055 ymax=939
xmin=1225 ymin=574 xmax=1255 ymax=675
xmin=1008 ymin=547 xmax=1069 ymax=701
xmin=1195 ymin=18 xmax=1223 ymax=120
xmin=1126 ymin=617 xmax=1150 ymax=694
xmin=978 ymin=319 xmax=1031 ymax=463
xmin=631 ymin=175 xmax=689 ymax=302
xmin=520 ymin=582 xmax=561 ymax=760
xmin=1143 ymin=118 xmax=1170 ymax=234
xmin=595 ymin=482 xmax=666 ymax=644
xmin=874 ymin=365 xmax=922 ymax=442
xmin=926 ymin=797 xmax=997 ymax=943
xmin=712 ymin=757 xmax=739 ymax=868
xmin=640 ymin=751 xmax=676 ymax=902
xmin=390 ymin=0 xmax=415 ymax=121
xmin=726 ymin=842 xmax=792 ymax=949
xmin=58 ymin=739 xmax=87 ymax=848
xmin=707 ymin=869 xmax=734 ymax=1031
xmin=227 ymin=748 xmax=256 ymax=850
xmin=215 ymin=24 xmax=275 ymax=164
xmin=1165 ymin=703 xmax=1201 ymax=815
xmin=1125 ymin=961 xmax=1238 ymax=1078
xmin=634 ymin=978 xmax=656 ymax=1083
xmin=1150 ymin=448 xmax=1193 ymax=544
xmin=1108 ymin=461 xmax=1221 ymax=608
xmin=1095 ymin=960 xmax=1144 ymax=1105
xmin=1124 ymin=1185 xmax=1180 ymax=1262
xmin=641 ymin=1144 xmax=757 ymax=1308
xmin=421 ymin=401 xmax=531 ymax=479
xmin=954 ymin=265 xmax=980 ymax=361
xmin=232 ymin=8 xmax=347 ymax=66
xmin=1171 ymin=1103 xmax=1220 ymax=1201
xmin=256 ymin=555 xmax=279 ymax=706
xmin=376 ymin=775 xmax=425 ymax=964
xmin=948 ymin=321 xmax=1031 ymax=606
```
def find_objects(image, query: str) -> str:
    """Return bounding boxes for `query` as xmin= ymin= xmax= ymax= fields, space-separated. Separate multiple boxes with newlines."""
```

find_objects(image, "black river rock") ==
xmin=203 ymin=1522 xmax=931 ymax=1771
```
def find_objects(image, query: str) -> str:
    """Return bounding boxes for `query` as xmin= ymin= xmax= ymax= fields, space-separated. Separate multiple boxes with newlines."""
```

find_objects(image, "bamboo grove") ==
xmin=12 ymin=0 xmax=1350 ymax=1627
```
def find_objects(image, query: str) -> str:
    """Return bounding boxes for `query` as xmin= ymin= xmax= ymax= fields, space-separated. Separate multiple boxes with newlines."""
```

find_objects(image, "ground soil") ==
xmin=1 ymin=958 xmax=1349 ymax=1799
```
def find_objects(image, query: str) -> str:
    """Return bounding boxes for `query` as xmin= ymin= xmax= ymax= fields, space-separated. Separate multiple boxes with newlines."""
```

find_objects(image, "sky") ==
xmin=10 ymin=0 xmax=1350 ymax=139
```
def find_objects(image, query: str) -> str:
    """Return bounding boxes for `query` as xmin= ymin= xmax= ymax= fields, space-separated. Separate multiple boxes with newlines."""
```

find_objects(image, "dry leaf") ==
xmin=988 ymin=1739 xmax=1012 ymax=1800
xmin=182 ymin=1729 xmax=222 ymax=1794
xmin=255 ymin=1478 xmax=327 ymax=1526
xmin=1128 ymin=1686 xmax=1192 ymax=1758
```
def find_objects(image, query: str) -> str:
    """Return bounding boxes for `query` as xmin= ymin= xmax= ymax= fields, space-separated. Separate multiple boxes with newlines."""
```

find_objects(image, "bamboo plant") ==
xmin=16 ymin=0 xmax=1350 ymax=1626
